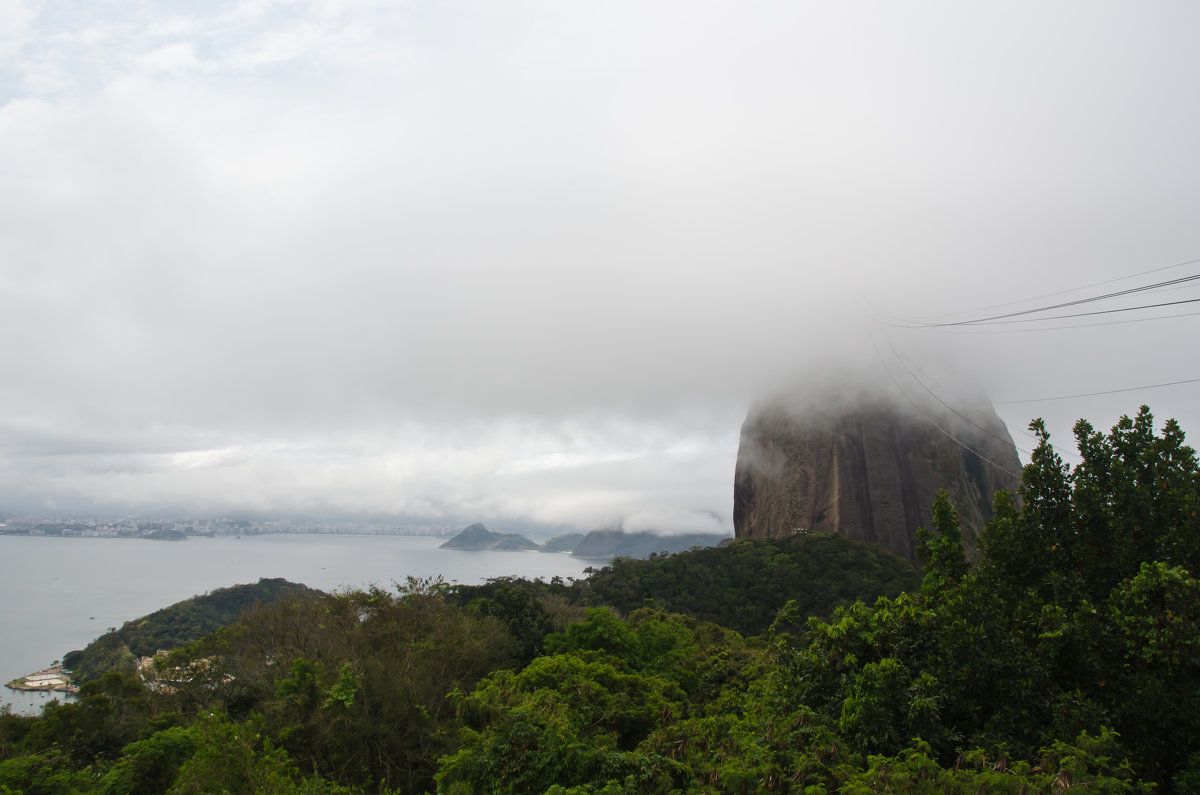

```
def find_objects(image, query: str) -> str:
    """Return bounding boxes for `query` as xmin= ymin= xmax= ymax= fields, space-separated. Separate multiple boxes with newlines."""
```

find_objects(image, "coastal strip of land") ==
xmin=5 ymin=665 xmax=79 ymax=694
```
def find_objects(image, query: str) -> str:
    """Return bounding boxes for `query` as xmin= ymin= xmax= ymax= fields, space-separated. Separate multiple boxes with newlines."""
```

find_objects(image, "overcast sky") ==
xmin=2 ymin=1 xmax=1198 ymax=532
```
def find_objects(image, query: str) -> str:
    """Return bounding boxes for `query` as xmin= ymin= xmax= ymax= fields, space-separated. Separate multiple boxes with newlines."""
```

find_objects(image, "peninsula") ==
xmin=5 ymin=664 xmax=78 ymax=694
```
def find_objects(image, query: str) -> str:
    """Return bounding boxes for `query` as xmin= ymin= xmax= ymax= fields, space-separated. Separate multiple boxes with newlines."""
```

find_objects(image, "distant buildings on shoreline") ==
xmin=0 ymin=517 xmax=455 ymax=538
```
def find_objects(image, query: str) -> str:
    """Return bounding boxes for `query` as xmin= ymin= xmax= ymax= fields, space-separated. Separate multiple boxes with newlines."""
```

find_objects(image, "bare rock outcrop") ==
xmin=733 ymin=387 xmax=1022 ymax=560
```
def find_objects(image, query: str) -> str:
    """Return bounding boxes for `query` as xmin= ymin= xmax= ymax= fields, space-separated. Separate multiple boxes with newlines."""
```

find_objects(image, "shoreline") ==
xmin=5 ymin=664 xmax=79 ymax=695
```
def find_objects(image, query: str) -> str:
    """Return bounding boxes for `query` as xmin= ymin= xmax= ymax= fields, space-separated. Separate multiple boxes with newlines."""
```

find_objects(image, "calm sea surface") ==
xmin=0 ymin=534 xmax=593 ymax=714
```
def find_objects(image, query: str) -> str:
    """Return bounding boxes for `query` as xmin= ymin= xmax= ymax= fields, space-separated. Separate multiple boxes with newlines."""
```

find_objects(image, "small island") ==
xmin=439 ymin=523 xmax=539 ymax=551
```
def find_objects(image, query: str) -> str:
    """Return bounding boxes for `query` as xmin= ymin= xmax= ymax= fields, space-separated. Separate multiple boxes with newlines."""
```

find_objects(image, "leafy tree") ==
xmin=837 ymin=730 xmax=1151 ymax=794
xmin=575 ymin=532 xmax=920 ymax=636
xmin=0 ymin=746 xmax=99 ymax=795
xmin=463 ymin=579 xmax=557 ymax=664
xmin=21 ymin=671 xmax=160 ymax=766
xmin=99 ymin=725 xmax=199 ymax=795
xmin=1103 ymin=561 xmax=1200 ymax=780
xmin=768 ymin=406 xmax=1195 ymax=790
xmin=915 ymin=490 xmax=969 ymax=593
xmin=154 ymin=581 xmax=516 ymax=793
xmin=438 ymin=609 xmax=754 ymax=793
xmin=166 ymin=712 xmax=349 ymax=794
xmin=6 ymin=404 xmax=1194 ymax=793
xmin=66 ymin=579 xmax=321 ymax=685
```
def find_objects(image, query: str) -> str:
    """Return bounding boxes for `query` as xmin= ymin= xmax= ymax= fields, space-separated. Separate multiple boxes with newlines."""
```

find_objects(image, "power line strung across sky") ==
xmin=866 ymin=258 xmax=1200 ymax=458
xmin=879 ymin=334 xmax=1036 ymax=458
xmin=874 ymin=331 xmax=1087 ymax=463
xmin=866 ymin=256 xmax=1200 ymax=332
xmin=978 ymin=376 xmax=1200 ymax=406
xmin=923 ymin=274 xmax=1200 ymax=328
xmin=871 ymin=334 xmax=1028 ymax=478
xmin=898 ymin=255 xmax=1200 ymax=324
xmin=949 ymin=295 xmax=1200 ymax=327
xmin=890 ymin=307 xmax=1200 ymax=335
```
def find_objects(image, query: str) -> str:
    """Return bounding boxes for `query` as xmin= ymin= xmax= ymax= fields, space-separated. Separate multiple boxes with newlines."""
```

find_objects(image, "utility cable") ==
xmin=871 ymin=337 xmax=1025 ymax=480
xmin=891 ymin=306 xmax=1200 ymax=334
xmin=877 ymin=334 xmax=1080 ymax=462
xmin=881 ymin=336 xmax=1034 ymax=458
xmin=915 ymin=277 xmax=1200 ymax=328
xmin=976 ymin=376 xmax=1200 ymax=406
xmin=951 ymin=295 xmax=1200 ymax=327
xmin=904 ymin=255 xmax=1200 ymax=323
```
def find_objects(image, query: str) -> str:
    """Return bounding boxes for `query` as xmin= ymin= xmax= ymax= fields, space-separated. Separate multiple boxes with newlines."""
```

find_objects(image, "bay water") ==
xmin=0 ymin=533 xmax=594 ymax=714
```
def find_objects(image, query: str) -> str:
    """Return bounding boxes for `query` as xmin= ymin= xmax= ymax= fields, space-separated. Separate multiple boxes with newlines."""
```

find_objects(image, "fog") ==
xmin=2 ymin=2 xmax=1198 ymax=532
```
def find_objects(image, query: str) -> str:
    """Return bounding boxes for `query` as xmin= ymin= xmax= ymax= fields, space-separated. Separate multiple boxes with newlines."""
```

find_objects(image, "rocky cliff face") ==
xmin=733 ymin=389 xmax=1022 ymax=560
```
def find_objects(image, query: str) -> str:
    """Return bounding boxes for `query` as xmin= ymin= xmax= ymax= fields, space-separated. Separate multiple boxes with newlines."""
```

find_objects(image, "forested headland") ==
xmin=61 ymin=579 xmax=322 ymax=686
xmin=1 ymin=406 xmax=1197 ymax=793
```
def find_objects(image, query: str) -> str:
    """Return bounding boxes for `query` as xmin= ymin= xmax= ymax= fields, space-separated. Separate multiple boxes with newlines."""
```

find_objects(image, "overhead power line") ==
xmin=981 ymin=376 xmax=1200 ymax=406
xmin=874 ymin=332 xmax=1084 ymax=462
xmin=915 ymin=276 xmax=1200 ymax=328
xmin=869 ymin=255 xmax=1200 ymax=333
xmin=871 ymin=335 xmax=1025 ymax=479
xmin=881 ymin=336 xmax=1034 ymax=458
xmin=951 ymin=296 xmax=1200 ymax=327
xmin=907 ymin=255 xmax=1200 ymax=323
xmin=894 ymin=306 xmax=1200 ymax=334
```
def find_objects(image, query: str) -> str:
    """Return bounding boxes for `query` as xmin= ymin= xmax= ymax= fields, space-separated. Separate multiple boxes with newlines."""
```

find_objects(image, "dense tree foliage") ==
xmin=157 ymin=578 xmax=518 ymax=792
xmin=2 ymin=405 xmax=1197 ymax=792
xmin=447 ymin=533 xmax=921 ymax=640
xmin=446 ymin=578 xmax=565 ymax=665
xmin=575 ymin=533 xmax=921 ymax=637
xmin=761 ymin=407 xmax=1199 ymax=790
xmin=437 ymin=607 xmax=754 ymax=794
xmin=64 ymin=579 xmax=320 ymax=684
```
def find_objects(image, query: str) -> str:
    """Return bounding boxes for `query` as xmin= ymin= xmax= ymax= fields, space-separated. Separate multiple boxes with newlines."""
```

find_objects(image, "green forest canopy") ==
xmin=1 ymin=405 xmax=1197 ymax=793
xmin=62 ymin=578 xmax=321 ymax=685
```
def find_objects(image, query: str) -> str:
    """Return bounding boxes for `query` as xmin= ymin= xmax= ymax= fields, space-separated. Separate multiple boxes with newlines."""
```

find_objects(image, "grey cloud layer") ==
xmin=2 ymin=1 xmax=1198 ymax=525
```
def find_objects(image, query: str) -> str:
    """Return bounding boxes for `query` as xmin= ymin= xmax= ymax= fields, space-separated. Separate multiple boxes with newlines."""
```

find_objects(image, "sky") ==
xmin=2 ymin=1 xmax=1199 ymax=533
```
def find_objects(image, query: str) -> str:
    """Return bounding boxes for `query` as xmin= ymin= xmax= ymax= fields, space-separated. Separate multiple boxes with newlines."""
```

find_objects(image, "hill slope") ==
xmin=570 ymin=529 xmax=729 ymax=559
xmin=440 ymin=523 xmax=539 ymax=551
xmin=62 ymin=578 xmax=321 ymax=683
xmin=576 ymin=531 xmax=920 ymax=635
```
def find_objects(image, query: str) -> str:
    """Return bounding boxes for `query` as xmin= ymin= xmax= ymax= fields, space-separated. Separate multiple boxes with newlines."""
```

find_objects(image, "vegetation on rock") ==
xmin=2 ymin=406 xmax=1196 ymax=792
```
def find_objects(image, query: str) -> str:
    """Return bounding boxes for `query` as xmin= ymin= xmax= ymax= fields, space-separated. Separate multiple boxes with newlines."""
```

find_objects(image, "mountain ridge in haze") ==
xmin=570 ymin=528 xmax=730 ymax=560
xmin=439 ymin=523 xmax=540 ymax=551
